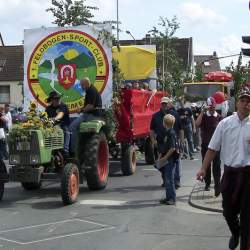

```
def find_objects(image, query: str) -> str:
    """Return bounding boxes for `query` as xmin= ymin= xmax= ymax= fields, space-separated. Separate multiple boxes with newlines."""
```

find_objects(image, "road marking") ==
xmin=80 ymin=200 xmax=127 ymax=206
xmin=0 ymin=218 xmax=115 ymax=245
xmin=0 ymin=218 xmax=110 ymax=234
xmin=0 ymin=227 xmax=115 ymax=245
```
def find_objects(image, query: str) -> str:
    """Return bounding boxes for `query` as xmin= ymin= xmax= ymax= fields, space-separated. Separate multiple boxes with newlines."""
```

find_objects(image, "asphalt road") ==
xmin=0 ymin=154 xmax=231 ymax=250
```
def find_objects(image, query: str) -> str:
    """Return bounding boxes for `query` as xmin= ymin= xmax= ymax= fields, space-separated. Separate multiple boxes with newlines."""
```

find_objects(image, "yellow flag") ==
xmin=112 ymin=46 xmax=156 ymax=80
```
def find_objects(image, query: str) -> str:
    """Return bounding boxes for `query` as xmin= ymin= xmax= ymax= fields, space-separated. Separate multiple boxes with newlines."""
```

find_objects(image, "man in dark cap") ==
xmin=45 ymin=91 xmax=70 ymax=156
xmin=150 ymin=96 xmax=183 ymax=189
xmin=197 ymin=90 xmax=250 ymax=250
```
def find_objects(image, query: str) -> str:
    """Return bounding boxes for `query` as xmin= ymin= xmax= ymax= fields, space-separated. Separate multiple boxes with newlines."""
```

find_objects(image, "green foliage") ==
xmin=47 ymin=0 xmax=98 ymax=26
xmin=148 ymin=16 xmax=183 ymax=96
xmin=112 ymin=59 xmax=124 ymax=94
xmin=226 ymin=53 xmax=250 ymax=98
xmin=193 ymin=65 xmax=203 ymax=82
xmin=103 ymin=107 xmax=116 ymax=141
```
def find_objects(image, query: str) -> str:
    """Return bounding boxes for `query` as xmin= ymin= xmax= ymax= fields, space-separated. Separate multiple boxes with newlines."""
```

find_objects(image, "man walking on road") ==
xmin=196 ymin=97 xmax=222 ymax=196
xmin=178 ymin=98 xmax=196 ymax=160
xmin=197 ymin=90 xmax=250 ymax=250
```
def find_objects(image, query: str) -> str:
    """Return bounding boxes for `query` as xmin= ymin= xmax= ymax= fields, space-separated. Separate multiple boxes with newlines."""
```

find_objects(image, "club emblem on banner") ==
xmin=57 ymin=64 xmax=77 ymax=89
xmin=26 ymin=29 xmax=109 ymax=113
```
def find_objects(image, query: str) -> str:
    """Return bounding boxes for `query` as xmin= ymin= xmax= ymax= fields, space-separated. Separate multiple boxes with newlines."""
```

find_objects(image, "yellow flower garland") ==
xmin=9 ymin=100 xmax=58 ymax=142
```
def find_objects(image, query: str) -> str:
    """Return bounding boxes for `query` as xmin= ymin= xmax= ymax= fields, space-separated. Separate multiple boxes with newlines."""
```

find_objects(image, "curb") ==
xmin=188 ymin=182 xmax=223 ymax=213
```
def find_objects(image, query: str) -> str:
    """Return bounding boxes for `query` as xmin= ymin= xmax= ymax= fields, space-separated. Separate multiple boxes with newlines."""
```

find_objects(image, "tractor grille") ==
xmin=52 ymin=136 xmax=63 ymax=147
xmin=44 ymin=136 xmax=63 ymax=149
xmin=20 ymin=154 xmax=31 ymax=165
xmin=44 ymin=137 xmax=52 ymax=148
xmin=9 ymin=131 xmax=38 ymax=154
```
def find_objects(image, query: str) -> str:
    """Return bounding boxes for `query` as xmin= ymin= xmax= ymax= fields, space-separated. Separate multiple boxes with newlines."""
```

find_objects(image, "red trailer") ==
xmin=113 ymin=89 xmax=166 ymax=175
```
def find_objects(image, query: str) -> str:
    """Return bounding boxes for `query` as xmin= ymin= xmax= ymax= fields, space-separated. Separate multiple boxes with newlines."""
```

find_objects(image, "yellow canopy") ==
xmin=112 ymin=46 xmax=156 ymax=80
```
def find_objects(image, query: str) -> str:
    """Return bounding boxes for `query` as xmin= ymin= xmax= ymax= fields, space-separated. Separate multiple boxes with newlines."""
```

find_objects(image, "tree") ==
xmin=46 ymin=0 xmax=98 ymax=27
xmin=148 ymin=16 xmax=183 ymax=96
xmin=226 ymin=53 xmax=250 ymax=98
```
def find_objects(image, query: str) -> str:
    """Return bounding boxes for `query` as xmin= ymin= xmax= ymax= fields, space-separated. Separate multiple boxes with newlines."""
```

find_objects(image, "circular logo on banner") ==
xmin=27 ymin=30 xmax=109 ymax=113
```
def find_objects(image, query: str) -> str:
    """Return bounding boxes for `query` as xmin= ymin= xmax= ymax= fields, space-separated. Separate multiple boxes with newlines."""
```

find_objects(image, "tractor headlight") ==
xmin=30 ymin=155 xmax=40 ymax=164
xmin=9 ymin=155 xmax=20 ymax=165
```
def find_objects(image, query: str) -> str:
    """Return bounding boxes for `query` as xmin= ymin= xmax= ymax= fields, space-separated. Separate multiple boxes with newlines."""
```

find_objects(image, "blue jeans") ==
xmin=183 ymin=124 xmax=195 ymax=157
xmin=174 ymin=158 xmax=181 ymax=185
xmin=0 ymin=139 xmax=8 ymax=160
xmin=164 ymin=158 xmax=176 ymax=202
xmin=69 ymin=113 xmax=95 ymax=153
xmin=61 ymin=125 xmax=70 ymax=153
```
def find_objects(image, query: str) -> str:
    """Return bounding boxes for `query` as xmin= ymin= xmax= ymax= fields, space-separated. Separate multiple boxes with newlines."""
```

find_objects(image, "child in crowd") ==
xmin=157 ymin=114 xmax=179 ymax=205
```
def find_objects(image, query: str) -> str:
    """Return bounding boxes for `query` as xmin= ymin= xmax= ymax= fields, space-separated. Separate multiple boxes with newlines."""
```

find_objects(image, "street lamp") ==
xmin=125 ymin=30 xmax=136 ymax=44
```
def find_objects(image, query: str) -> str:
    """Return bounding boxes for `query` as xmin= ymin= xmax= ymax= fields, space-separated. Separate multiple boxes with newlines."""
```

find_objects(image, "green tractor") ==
xmin=0 ymin=119 xmax=109 ymax=205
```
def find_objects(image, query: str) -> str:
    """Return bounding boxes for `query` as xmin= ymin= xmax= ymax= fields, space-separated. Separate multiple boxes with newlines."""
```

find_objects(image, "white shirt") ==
xmin=4 ymin=111 xmax=12 ymax=131
xmin=208 ymin=113 xmax=250 ymax=167
xmin=206 ymin=111 xmax=218 ymax=117
xmin=0 ymin=128 xmax=5 ymax=139
xmin=221 ymin=100 xmax=229 ymax=118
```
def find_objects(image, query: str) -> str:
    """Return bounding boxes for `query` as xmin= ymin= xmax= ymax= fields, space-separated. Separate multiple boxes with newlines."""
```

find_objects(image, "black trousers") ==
xmin=221 ymin=168 xmax=250 ymax=250
xmin=201 ymin=143 xmax=221 ymax=187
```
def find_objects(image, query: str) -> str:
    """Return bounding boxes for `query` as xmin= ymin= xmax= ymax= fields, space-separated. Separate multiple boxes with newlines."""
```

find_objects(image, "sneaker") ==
xmin=165 ymin=200 xmax=176 ymax=205
xmin=159 ymin=198 xmax=168 ymax=204
xmin=181 ymin=155 xmax=188 ymax=160
xmin=214 ymin=185 xmax=221 ymax=197
xmin=62 ymin=150 xmax=70 ymax=159
xmin=204 ymin=185 xmax=210 ymax=191
xmin=190 ymin=156 xmax=194 ymax=160
xmin=229 ymin=234 xmax=239 ymax=250
xmin=175 ymin=182 xmax=181 ymax=190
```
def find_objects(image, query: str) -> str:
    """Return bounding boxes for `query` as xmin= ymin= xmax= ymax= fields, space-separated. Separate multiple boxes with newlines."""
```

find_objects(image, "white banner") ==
xmin=24 ymin=25 xmax=112 ymax=114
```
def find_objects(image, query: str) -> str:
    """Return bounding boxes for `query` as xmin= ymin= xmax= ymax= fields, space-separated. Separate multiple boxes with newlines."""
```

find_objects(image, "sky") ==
xmin=1 ymin=0 xmax=250 ymax=68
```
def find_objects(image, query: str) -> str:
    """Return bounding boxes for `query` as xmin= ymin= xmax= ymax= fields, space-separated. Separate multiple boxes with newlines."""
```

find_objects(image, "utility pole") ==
xmin=116 ymin=0 xmax=119 ymax=47
xmin=162 ymin=43 xmax=165 ymax=82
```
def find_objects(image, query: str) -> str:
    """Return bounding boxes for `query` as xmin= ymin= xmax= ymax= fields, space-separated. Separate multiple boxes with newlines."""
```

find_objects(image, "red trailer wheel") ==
xmin=121 ymin=144 xmax=136 ymax=175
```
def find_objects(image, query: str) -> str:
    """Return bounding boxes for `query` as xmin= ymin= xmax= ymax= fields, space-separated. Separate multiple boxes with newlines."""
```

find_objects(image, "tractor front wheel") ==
xmin=121 ymin=144 xmax=136 ymax=176
xmin=61 ymin=163 xmax=79 ymax=205
xmin=84 ymin=133 xmax=109 ymax=190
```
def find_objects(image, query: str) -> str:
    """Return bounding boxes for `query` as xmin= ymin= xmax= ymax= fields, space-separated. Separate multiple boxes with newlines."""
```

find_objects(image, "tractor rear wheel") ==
xmin=84 ymin=133 xmax=109 ymax=190
xmin=61 ymin=163 xmax=79 ymax=205
xmin=144 ymin=137 xmax=158 ymax=164
xmin=21 ymin=182 xmax=41 ymax=190
xmin=121 ymin=144 xmax=136 ymax=176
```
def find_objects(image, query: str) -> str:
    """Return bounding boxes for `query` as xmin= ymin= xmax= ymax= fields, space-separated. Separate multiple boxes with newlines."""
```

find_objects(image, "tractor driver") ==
xmin=69 ymin=77 xmax=102 ymax=154
xmin=45 ymin=91 xmax=70 ymax=156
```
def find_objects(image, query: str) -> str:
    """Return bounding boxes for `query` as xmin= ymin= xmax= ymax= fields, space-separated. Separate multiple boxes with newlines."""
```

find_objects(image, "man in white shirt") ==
xmin=4 ymin=104 xmax=12 ymax=132
xmin=197 ymin=90 xmax=250 ymax=250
